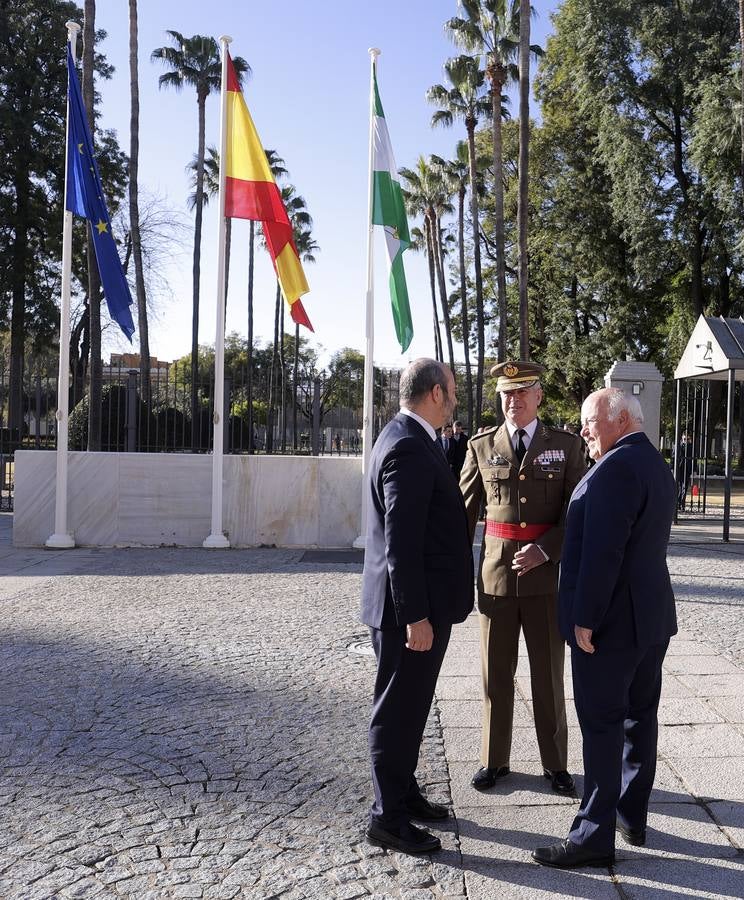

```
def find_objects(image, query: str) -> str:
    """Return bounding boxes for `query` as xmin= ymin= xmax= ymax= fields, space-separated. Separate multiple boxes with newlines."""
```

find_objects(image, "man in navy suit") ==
xmin=361 ymin=359 xmax=474 ymax=855
xmin=533 ymin=388 xmax=677 ymax=869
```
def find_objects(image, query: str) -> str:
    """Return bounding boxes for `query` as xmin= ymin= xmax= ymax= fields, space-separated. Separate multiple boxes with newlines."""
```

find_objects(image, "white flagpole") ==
xmin=46 ymin=21 xmax=81 ymax=550
xmin=203 ymin=34 xmax=232 ymax=549
xmin=353 ymin=47 xmax=380 ymax=550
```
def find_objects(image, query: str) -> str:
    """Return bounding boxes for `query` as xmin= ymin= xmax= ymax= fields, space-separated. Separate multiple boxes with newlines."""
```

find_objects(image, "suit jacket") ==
xmin=361 ymin=413 xmax=474 ymax=629
xmin=559 ymin=431 xmax=677 ymax=651
xmin=460 ymin=421 xmax=586 ymax=596
xmin=439 ymin=435 xmax=456 ymax=470
xmin=451 ymin=432 xmax=469 ymax=477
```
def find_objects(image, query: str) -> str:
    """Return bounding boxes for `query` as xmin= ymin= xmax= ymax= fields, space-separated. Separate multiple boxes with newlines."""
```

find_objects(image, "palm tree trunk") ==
xmin=424 ymin=218 xmax=443 ymax=361
xmin=458 ymin=185 xmax=474 ymax=429
xmin=128 ymin=0 xmax=150 ymax=409
xmin=517 ymin=0 xmax=531 ymax=359
xmin=293 ymin=323 xmax=299 ymax=451
xmin=740 ymin=0 xmax=744 ymax=194
xmin=190 ymin=90 xmax=207 ymax=449
xmin=247 ymin=220 xmax=255 ymax=453
xmin=491 ymin=73 xmax=508 ymax=364
xmin=467 ymin=120 xmax=485 ymax=427
xmin=83 ymin=0 xmax=102 ymax=450
xmin=433 ymin=214 xmax=456 ymax=373
xmin=267 ymin=281 xmax=281 ymax=453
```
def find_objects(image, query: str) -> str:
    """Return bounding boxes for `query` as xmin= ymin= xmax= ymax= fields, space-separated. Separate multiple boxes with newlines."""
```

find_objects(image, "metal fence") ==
xmin=0 ymin=356 xmax=405 ymax=510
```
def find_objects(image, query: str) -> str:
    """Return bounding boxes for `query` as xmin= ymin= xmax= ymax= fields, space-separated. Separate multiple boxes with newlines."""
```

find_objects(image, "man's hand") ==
xmin=575 ymin=626 xmax=595 ymax=654
xmin=512 ymin=543 xmax=548 ymax=576
xmin=406 ymin=618 xmax=434 ymax=652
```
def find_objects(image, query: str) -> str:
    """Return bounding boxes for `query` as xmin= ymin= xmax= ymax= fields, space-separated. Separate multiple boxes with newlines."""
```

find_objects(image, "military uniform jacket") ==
xmin=459 ymin=420 xmax=586 ymax=597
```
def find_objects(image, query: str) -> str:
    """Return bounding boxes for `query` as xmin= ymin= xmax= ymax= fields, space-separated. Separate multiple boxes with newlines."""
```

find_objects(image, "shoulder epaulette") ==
xmin=470 ymin=425 xmax=500 ymax=442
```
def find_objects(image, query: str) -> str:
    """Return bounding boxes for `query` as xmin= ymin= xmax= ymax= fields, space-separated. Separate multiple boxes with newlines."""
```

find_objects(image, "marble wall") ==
xmin=13 ymin=451 xmax=364 ymax=548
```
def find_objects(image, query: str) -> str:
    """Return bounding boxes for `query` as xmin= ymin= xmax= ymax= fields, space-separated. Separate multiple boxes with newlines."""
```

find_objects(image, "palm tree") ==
xmin=292 ymin=225 xmax=319 ymax=450
xmin=265 ymin=184 xmax=311 ymax=453
xmin=739 ymin=0 xmax=744 ymax=193
xmin=446 ymin=0 xmax=519 ymax=367
xmin=518 ymin=0 xmax=531 ymax=358
xmin=151 ymin=31 xmax=249 ymax=449
xmin=400 ymin=158 xmax=453 ymax=365
xmin=247 ymin=149 xmax=287 ymax=452
xmin=427 ymin=55 xmax=490 ymax=423
xmin=128 ymin=0 xmax=150 ymax=407
xmin=408 ymin=224 xmax=443 ymax=361
xmin=431 ymin=144 xmax=474 ymax=428
xmin=186 ymin=146 xmax=231 ymax=318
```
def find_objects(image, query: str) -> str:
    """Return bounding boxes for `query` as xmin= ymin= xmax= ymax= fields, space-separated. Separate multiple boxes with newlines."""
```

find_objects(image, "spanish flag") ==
xmin=224 ymin=52 xmax=312 ymax=329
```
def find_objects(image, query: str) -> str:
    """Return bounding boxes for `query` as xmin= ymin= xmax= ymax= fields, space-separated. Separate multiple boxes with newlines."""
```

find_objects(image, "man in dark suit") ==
xmin=439 ymin=423 xmax=456 ymax=473
xmin=361 ymin=359 xmax=474 ymax=855
xmin=533 ymin=388 xmax=677 ymax=869
xmin=451 ymin=420 xmax=469 ymax=478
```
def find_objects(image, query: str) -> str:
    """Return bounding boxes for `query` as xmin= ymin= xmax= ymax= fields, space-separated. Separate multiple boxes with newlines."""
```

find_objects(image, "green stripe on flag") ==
xmin=372 ymin=171 xmax=410 ymax=247
xmin=390 ymin=251 xmax=413 ymax=352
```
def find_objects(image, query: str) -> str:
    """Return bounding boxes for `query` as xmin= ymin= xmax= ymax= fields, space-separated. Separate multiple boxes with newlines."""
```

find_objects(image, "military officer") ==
xmin=460 ymin=361 xmax=586 ymax=794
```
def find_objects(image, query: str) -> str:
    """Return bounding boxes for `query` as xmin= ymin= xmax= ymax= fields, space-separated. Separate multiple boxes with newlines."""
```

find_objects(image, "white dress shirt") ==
xmin=505 ymin=417 xmax=538 ymax=452
xmin=399 ymin=407 xmax=437 ymax=442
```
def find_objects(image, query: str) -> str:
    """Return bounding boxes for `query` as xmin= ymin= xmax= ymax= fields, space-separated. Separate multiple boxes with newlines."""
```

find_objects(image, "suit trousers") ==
xmin=368 ymin=622 xmax=452 ymax=829
xmin=478 ymin=591 xmax=567 ymax=770
xmin=568 ymin=640 xmax=669 ymax=852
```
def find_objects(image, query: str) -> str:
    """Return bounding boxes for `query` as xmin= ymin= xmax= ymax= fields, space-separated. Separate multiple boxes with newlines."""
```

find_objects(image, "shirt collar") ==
xmin=505 ymin=417 xmax=538 ymax=443
xmin=399 ymin=407 xmax=437 ymax=442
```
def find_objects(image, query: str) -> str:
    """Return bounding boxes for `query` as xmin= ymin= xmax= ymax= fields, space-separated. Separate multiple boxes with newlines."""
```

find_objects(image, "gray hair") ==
xmin=605 ymin=388 xmax=644 ymax=424
xmin=400 ymin=358 xmax=451 ymax=407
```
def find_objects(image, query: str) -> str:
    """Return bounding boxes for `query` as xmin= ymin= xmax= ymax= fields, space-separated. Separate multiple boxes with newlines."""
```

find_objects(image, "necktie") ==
xmin=516 ymin=428 xmax=527 ymax=463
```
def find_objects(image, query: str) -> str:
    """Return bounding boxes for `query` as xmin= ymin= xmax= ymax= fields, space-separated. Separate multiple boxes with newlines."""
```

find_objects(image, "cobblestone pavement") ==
xmin=0 ymin=516 xmax=742 ymax=898
xmin=0 ymin=544 xmax=463 ymax=899
xmin=668 ymin=534 xmax=744 ymax=665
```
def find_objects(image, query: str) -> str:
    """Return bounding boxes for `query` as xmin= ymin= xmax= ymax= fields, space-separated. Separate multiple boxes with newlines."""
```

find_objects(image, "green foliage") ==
xmin=69 ymin=383 xmax=157 ymax=451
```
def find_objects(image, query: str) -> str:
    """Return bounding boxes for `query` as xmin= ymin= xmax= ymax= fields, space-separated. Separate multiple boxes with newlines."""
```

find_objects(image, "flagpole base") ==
xmin=352 ymin=534 xmax=366 ymax=550
xmin=45 ymin=533 xmax=76 ymax=549
xmin=203 ymin=532 xmax=230 ymax=549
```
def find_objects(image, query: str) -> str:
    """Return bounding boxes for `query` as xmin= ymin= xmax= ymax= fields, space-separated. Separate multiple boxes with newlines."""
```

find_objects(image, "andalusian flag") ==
xmin=224 ymin=52 xmax=312 ymax=329
xmin=371 ymin=62 xmax=412 ymax=352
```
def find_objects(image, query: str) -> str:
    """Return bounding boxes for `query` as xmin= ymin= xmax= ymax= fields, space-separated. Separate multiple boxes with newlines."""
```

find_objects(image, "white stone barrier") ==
xmin=13 ymin=451 xmax=363 ymax=548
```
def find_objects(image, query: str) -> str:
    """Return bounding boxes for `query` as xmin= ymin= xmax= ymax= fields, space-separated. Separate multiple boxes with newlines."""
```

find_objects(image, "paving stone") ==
xmin=615 ymin=856 xmax=744 ymax=898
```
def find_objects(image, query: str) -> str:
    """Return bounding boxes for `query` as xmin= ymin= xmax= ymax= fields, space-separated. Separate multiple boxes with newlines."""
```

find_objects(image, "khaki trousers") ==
xmin=478 ymin=591 xmax=568 ymax=770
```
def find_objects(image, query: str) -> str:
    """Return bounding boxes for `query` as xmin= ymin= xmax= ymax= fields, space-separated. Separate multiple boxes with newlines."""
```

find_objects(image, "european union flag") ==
xmin=66 ymin=44 xmax=135 ymax=341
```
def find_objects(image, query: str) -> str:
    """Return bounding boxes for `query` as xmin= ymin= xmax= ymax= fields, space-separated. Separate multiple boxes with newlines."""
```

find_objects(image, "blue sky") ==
xmin=92 ymin=0 xmax=560 ymax=366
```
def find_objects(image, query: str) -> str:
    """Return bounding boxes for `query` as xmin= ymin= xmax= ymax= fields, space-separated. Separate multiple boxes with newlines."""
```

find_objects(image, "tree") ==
xmin=427 ymin=55 xmax=490 ymax=423
xmin=399 ymin=157 xmax=455 ymax=372
xmin=517 ymin=0 xmax=531 ymax=358
xmin=83 ymin=0 xmax=104 ymax=451
xmin=151 ymin=31 xmax=249 ymax=447
xmin=445 ymin=0 xmax=520 ymax=366
xmin=1 ymin=1 xmax=76 ymax=430
xmin=431 ymin=144 xmax=474 ymax=427
xmin=128 ymin=0 xmax=150 ymax=405
xmin=246 ymin=148 xmax=287 ymax=452
xmin=292 ymin=225 xmax=319 ymax=450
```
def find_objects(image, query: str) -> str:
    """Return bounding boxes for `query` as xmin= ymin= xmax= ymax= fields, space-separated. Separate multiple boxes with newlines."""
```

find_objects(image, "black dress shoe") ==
xmin=405 ymin=795 xmax=449 ymax=821
xmin=471 ymin=765 xmax=510 ymax=790
xmin=365 ymin=821 xmax=441 ymax=855
xmin=617 ymin=822 xmax=646 ymax=846
xmin=532 ymin=839 xmax=614 ymax=869
xmin=543 ymin=768 xmax=576 ymax=794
